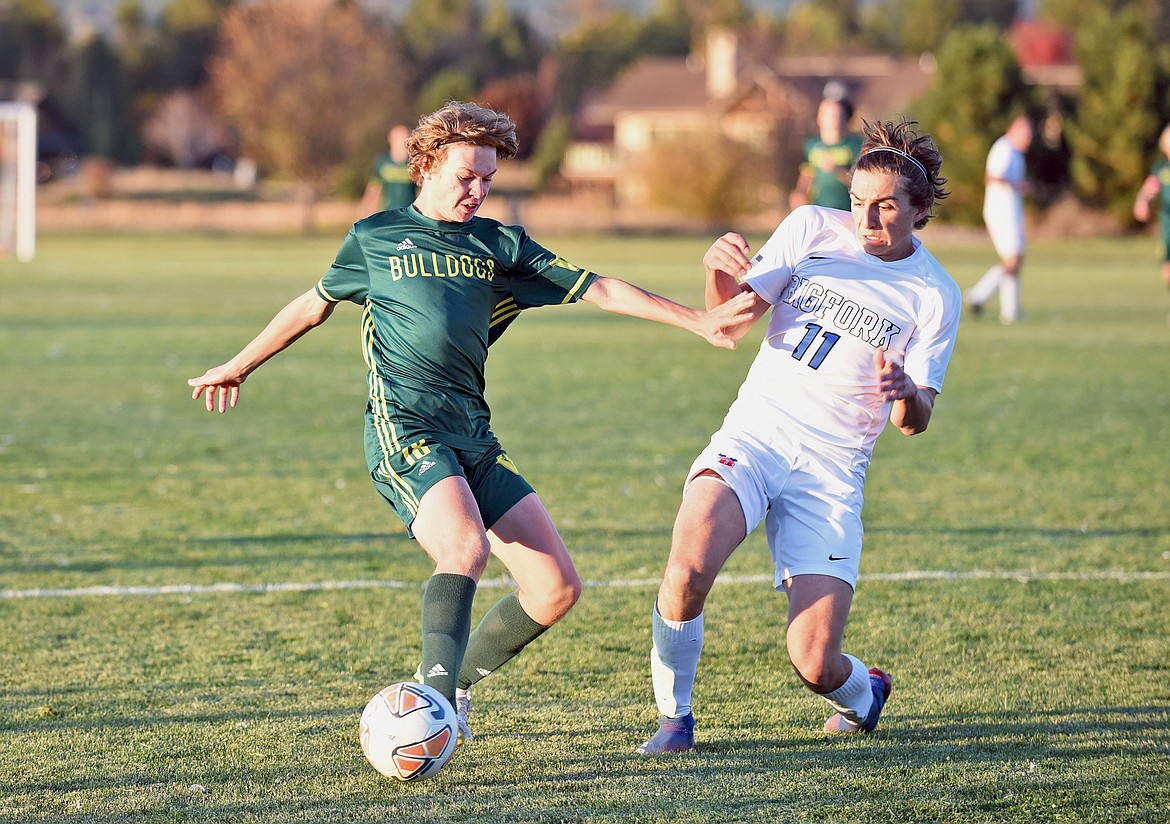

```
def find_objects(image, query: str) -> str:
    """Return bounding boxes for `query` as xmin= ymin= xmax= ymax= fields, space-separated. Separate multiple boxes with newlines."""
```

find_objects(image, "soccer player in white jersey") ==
xmin=637 ymin=118 xmax=961 ymax=754
xmin=966 ymin=114 xmax=1033 ymax=324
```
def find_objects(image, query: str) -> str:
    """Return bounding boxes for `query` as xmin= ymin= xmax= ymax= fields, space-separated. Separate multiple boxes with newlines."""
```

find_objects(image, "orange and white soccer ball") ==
xmin=359 ymin=682 xmax=458 ymax=781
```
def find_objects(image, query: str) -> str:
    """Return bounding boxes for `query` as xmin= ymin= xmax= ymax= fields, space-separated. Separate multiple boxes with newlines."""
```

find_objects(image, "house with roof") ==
xmin=562 ymin=29 xmax=938 ymax=209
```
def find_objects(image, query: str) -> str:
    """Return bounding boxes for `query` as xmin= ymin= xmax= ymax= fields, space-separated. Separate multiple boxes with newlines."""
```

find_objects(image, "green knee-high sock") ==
xmin=458 ymin=592 xmax=548 ymax=690
xmin=420 ymin=573 xmax=477 ymax=704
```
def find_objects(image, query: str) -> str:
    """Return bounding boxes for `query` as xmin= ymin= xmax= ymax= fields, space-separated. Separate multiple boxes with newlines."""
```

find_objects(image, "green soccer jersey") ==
xmin=316 ymin=207 xmax=598 ymax=450
xmin=1153 ymin=159 xmax=1170 ymax=217
xmin=802 ymin=134 xmax=862 ymax=212
xmin=370 ymin=153 xmax=417 ymax=211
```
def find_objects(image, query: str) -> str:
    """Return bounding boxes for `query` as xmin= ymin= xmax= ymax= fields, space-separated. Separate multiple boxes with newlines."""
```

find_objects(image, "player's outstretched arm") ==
xmin=876 ymin=348 xmax=936 ymax=436
xmin=580 ymin=276 xmax=759 ymax=349
xmin=1134 ymin=175 xmax=1159 ymax=223
xmin=188 ymin=288 xmax=336 ymax=413
xmin=703 ymin=232 xmax=754 ymax=310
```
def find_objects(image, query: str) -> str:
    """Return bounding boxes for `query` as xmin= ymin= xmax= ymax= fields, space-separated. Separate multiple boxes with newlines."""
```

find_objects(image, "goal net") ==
xmin=0 ymin=101 xmax=37 ymax=262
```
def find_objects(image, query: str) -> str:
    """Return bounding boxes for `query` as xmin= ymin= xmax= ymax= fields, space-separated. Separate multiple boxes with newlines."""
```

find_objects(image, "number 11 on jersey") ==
xmin=791 ymin=323 xmax=840 ymax=370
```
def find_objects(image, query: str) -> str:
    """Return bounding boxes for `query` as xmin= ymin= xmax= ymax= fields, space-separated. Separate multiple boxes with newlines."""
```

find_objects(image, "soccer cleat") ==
xmin=636 ymin=713 xmax=695 ymax=754
xmin=413 ymin=664 xmax=473 ymax=744
xmin=455 ymin=686 xmax=473 ymax=744
xmin=823 ymin=667 xmax=892 ymax=734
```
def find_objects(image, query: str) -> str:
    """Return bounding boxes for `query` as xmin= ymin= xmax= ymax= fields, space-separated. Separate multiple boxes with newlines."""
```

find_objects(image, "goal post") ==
xmin=0 ymin=100 xmax=37 ymax=262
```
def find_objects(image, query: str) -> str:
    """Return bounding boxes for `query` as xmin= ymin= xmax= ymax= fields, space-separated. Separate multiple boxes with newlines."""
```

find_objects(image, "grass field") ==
xmin=2 ymin=228 xmax=1169 ymax=822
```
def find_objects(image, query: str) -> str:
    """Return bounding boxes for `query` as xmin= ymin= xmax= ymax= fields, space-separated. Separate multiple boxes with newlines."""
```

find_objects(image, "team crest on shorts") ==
xmin=717 ymin=453 xmax=738 ymax=468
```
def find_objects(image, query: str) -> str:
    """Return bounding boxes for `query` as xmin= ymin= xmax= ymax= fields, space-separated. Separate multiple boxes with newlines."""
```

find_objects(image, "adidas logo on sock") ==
xmin=397 ymin=237 xmax=417 ymax=251
xmin=427 ymin=663 xmax=449 ymax=678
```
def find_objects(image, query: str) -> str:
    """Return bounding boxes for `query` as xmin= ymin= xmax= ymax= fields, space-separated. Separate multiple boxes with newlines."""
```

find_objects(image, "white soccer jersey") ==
xmin=983 ymin=134 xmax=1026 ymax=256
xmin=734 ymin=205 xmax=961 ymax=464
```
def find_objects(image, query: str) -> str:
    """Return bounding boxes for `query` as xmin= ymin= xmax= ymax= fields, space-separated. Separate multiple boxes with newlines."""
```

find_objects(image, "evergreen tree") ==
xmin=0 ymin=0 xmax=66 ymax=82
xmin=859 ymin=0 xmax=961 ymax=56
xmin=1065 ymin=6 xmax=1170 ymax=222
xmin=913 ymin=24 xmax=1033 ymax=222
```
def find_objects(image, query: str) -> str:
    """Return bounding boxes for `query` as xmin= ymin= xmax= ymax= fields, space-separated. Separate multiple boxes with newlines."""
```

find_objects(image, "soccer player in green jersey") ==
xmin=359 ymin=124 xmax=417 ymax=216
xmin=1133 ymin=122 xmax=1170 ymax=317
xmin=188 ymin=102 xmax=757 ymax=747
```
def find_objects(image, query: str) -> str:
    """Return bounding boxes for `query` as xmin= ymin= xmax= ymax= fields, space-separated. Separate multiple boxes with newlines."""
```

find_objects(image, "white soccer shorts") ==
xmin=685 ymin=419 xmax=866 ymax=590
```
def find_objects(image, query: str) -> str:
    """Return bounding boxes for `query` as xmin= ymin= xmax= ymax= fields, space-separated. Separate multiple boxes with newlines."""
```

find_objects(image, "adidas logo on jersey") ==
xmin=397 ymin=237 xmax=417 ymax=251
xmin=427 ymin=663 xmax=449 ymax=678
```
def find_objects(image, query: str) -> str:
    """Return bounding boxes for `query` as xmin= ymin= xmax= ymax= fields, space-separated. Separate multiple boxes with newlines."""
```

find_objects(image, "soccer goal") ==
xmin=0 ymin=100 xmax=37 ymax=262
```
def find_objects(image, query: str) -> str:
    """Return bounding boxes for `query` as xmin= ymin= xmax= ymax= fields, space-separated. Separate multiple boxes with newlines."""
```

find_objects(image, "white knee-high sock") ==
xmin=999 ymin=274 xmax=1020 ymax=323
xmin=967 ymin=264 xmax=1004 ymax=306
xmin=649 ymin=602 xmax=704 ymax=718
xmin=821 ymin=654 xmax=873 ymax=727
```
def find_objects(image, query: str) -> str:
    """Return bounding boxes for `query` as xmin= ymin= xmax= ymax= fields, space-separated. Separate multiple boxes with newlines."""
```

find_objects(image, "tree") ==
xmin=401 ymin=0 xmax=481 ymax=82
xmin=0 ymin=0 xmax=67 ymax=82
xmin=57 ymin=32 xmax=131 ymax=159
xmin=480 ymin=0 xmax=545 ymax=78
xmin=961 ymin=0 xmax=1018 ymax=28
xmin=913 ymin=24 xmax=1033 ymax=222
xmin=783 ymin=1 xmax=853 ymax=55
xmin=548 ymin=11 xmax=644 ymax=115
xmin=1038 ymin=0 xmax=1170 ymax=42
xmin=859 ymin=0 xmax=961 ymax=56
xmin=1065 ymin=7 xmax=1170 ymax=222
xmin=209 ymin=0 xmax=414 ymax=230
xmin=157 ymin=0 xmax=235 ymax=89
xmin=642 ymin=132 xmax=770 ymax=227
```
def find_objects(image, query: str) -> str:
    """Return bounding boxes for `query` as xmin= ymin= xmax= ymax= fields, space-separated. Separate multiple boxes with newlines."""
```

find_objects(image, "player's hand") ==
xmin=188 ymin=366 xmax=244 ymax=413
xmin=1134 ymin=199 xmax=1151 ymax=223
xmin=875 ymin=348 xmax=915 ymax=401
xmin=699 ymin=289 xmax=760 ymax=349
xmin=703 ymin=233 xmax=753 ymax=280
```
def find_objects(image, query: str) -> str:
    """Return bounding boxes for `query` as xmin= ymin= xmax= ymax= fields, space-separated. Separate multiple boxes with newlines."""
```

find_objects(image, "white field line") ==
xmin=2 ymin=569 xmax=1169 ymax=601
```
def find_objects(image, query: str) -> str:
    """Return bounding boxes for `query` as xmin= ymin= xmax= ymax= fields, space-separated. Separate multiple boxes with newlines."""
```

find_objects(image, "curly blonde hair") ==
xmin=854 ymin=117 xmax=948 ymax=229
xmin=406 ymin=102 xmax=519 ymax=184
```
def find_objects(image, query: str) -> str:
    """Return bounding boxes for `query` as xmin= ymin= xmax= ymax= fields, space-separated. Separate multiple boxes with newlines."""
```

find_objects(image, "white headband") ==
xmin=861 ymin=146 xmax=929 ymax=181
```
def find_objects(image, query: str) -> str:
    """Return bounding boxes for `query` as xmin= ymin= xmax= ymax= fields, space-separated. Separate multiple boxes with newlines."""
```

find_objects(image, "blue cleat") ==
xmin=636 ymin=713 xmax=695 ymax=754
xmin=824 ymin=667 xmax=892 ymax=733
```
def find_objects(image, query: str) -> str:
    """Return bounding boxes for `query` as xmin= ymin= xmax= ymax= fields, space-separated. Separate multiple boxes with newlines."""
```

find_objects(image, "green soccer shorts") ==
xmin=365 ymin=418 xmax=534 ymax=538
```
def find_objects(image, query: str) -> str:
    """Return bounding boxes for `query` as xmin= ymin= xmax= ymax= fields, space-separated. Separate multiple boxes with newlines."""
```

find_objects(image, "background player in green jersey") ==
xmin=188 ymin=101 xmax=757 ymax=747
xmin=1133 ymin=122 xmax=1170 ymax=315
xmin=359 ymin=123 xmax=417 ymax=216
xmin=788 ymin=91 xmax=861 ymax=213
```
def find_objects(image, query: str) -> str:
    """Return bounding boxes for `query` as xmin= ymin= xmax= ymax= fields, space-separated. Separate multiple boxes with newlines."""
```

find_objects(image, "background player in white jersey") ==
xmin=966 ymin=114 xmax=1033 ymax=324
xmin=638 ymin=118 xmax=961 ymax=754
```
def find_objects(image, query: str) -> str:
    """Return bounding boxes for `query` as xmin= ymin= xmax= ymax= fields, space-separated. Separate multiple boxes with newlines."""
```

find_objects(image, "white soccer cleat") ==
xmin=413 ymin=663 xmax=473 ymax=744
xmin=455 ymin=686 xmax=473 ymax=744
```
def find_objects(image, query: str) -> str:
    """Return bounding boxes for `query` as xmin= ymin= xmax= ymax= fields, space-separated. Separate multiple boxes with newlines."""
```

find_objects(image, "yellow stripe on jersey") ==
xmin=316 ymin=279 xmax=341 ymax=303
xmin=359 ymin=304 xmax=421 ymax=515
xmin=490 ymin=297 xmax=522 ymax=330
xmin=561 ymin=271 xmax=593 ymax=304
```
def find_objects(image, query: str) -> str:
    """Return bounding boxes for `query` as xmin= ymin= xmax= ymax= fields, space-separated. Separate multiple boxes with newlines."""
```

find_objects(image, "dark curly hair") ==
xmin=853 ymin=117 xmax=948 ymax=229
